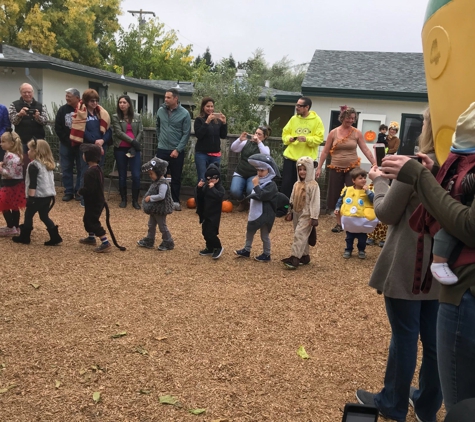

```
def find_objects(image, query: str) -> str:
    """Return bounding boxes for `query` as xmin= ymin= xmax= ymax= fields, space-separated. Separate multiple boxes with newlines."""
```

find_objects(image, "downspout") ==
xmin=25 ymin=68 xmax=43 ymax=103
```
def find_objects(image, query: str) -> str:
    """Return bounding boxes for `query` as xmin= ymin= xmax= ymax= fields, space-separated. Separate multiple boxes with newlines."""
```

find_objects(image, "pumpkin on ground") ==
xmin=186 ymin=197 xmax=196 ymax=209
xmin=222 ymin=200 xmax=233 ymax=213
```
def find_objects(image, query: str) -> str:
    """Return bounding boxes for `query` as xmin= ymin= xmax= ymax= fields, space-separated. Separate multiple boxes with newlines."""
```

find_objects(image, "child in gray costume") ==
xmin=137 ymin=157 xmax=174 ymax=251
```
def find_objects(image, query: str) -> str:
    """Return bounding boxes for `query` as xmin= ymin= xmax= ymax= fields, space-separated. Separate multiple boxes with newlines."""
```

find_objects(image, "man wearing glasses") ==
xmin=281 ymin=97 xmax=324 ymax=198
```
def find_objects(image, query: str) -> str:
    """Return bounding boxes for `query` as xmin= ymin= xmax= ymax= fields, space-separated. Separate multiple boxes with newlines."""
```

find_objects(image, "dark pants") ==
xmin=156 ymin=148 xmax=184 ymax=203
xmin=280 ymin=158 xmax=297 ymax=199
xmin=3 ymin=210 xmax=20 ymax=228
xmin=24 ymin=197 xmax=55 ymax=230
xmin=202 ymin=220 xmax=221 ymax=250
xmin=60 ymin=142 xmax=82 ymax=195
xmin=327 ymin=168 xmax=353 ymax=211
xmin=114 ymin=147 xmax=141 ymax=190
xmin=345 ymin=231 xmax=367 ymax=252
xmin=83 ymin=203 xmax=106 ymax=237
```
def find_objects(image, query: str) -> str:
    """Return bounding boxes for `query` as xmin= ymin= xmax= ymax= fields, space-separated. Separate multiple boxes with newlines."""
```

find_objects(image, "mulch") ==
xmin=0 ymin=189 xmax=445 ymax=421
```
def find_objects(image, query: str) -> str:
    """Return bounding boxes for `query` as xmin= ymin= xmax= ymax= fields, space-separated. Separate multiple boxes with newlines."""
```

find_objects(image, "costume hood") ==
xmin=205 ymin=163 xmax=221 ymax=179
xmin=248 ymin=153 xmax=281 ymax=178
xmin=141 ymin=157 xmax=168 ymax=178
xmin=296 ymin=156 xmax=315 ymax=182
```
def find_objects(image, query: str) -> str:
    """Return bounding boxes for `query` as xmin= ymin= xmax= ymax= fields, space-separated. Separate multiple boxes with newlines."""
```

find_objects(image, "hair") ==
xmin=82 ymin=88 xmax=99 ymax=104
xmin=1 ymin=128 xmax=23 ymax=160
xmin=256 ymin=125 xmax=272 ymax=139
xmin=117 ymin=95 xmax=135 ymax=122
xmin=418 ymin=107 xmax=435 ymax=155
xmin=349 ymin=167 xmax=367 ymax=180
xmin=299 ymin=96 xmax=312 ymax=108
xmin=27 ymin=139 xmax=55 ymax=170
xmin=379 ymin=124 xmax=388 ymax=131
xmin=339 ymin=106 xmax=357 ymax=123
xmin=65 ymin=88 xmax=80 ymax=98
xmin=166 ymin=88 xmax=180 ymax=99
xmin=199 ymin=97 xmax=214 ymax=117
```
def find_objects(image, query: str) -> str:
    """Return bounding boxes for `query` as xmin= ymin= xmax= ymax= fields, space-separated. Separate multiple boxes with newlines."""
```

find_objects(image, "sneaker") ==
xmin=137 ymin=237 xmax=154 ymax=249
xmin=366 ymin=238 xmax=375 ymax=246
xmin=379 ymin=241 xmax=385 ymax=248
xmin=355 ymin=389 xmax=377 ymax=407
xmin=62 ymin=193 xmax=74 ymax=202
xmin=0 ymin=227 xmax=19 ymax=237
xmin=343 ymin=250 xmax=352 ymax=259
xmin=79 ymin=237 xmax=97 ymax=245
xmin=299 ymin=255 xmax=311 ymax=265
xmin=199 ymin=248 xmax=214 ymax=256
xmin=80 ymin=198 xmax=85 ymax=208
xmin=331 ymin=224 xmax=343 ymax=233
xmin=75 ymin=193 xmax=82 ymax=201
xmin=431 ymin=263 xmax=458 ymax=285
xmin=234 ymin=248 xmax=250 ymax=258
xmin=157 ymin=240 xmax=175 ymax=251
xmin=173 ymin=202 xmax=181 ymax=211
xmin=358 ymin=251 xmax=366 ymax=259
xmin=255 ymin=253 xmax=270 ymax=262
xmin=408 ymin=386 xmax=424 ymax=422
xmin=212 ymin=247 xmax=224 ymax=259
xmin=94 ymin=242 xmax=112 ymax=253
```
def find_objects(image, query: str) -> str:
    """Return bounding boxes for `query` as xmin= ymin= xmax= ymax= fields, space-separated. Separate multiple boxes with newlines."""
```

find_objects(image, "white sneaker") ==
xmin=431 ymin=262 xmax=458 ymax=285
xmin=0 ymin=227 xmax=19 ymax=237
xmin=173 ymin=202 xmax=181 ymax=211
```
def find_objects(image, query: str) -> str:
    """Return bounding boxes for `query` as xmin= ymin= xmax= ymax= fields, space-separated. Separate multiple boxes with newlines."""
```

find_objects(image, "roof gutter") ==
xmin=301 ymin=86 xmax=428 ymax=102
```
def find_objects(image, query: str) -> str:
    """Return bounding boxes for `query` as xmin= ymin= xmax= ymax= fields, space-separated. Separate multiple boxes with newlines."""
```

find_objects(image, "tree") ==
xmin=0 ymin=0 xmax=120 ymax=67
xmin=109 ymin=18 xmax=194 ymax=80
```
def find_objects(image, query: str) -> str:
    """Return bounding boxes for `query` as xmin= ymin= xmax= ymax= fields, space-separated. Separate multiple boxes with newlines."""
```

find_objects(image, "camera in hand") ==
xmin=27 ymin=108 xmax=37 ymax=115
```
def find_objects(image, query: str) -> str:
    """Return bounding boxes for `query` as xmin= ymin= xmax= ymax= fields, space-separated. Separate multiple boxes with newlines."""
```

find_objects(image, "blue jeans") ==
xmin=114 ymin=148 xmax=141 ymax=190
xmin=230 ymin=174 xmax=255 ymax=200
xmin=345 ymin=231 xmax=367 ymax=252
xmin=59 ymin=143 xmax=82 ymax=195
xmin=195 ymin=152 xmax=221 ymax=183
xmin=375 ymin=297 xmax=442 ymax=422
xmin=79 ymin=144 xmax=107 ymax=189
xmin=437 ymin=290 xmax=475 ymax=414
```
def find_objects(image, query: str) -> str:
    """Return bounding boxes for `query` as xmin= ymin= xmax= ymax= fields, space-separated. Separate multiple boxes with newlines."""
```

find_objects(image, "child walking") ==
xmin=281 ymin=156 xmax=320 ymax=269
xmin=234 ymin=153 xmax=280 ymax=262
xmin=0 ymin=129 xmax=26 ymax=236
xmin=196 ymin=163 xmax=225 ymax=259
xmin=137 ymin=157 xmax=175 ymax=251
xmin=12 ymin=139 xmax=62 ymax=245
xmin=335 ymin=167 xmax=377 ymax=259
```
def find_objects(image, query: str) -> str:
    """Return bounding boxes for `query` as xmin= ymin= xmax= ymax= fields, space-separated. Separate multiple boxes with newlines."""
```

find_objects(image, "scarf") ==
xmin=70 ymin=101 xmax=110 ymax=146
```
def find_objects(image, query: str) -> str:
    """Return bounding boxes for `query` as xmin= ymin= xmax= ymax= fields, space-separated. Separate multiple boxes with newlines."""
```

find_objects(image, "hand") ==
xmin=239 ymin=132 xmax=248 ymax=141
xmin=288 ymin=136 xmax=296 ymax=143
xmin=219 ymin=114 xmax=226 ymax=124
xmin=380 ymin=155 xmax=412 ymax=179
xmin=206 ymin=114 xmax=214 ymax=124
xmin=297 ymin=136 xmax=306 ymax=142
xmin=33 ymin=110 xmax=40 ymax=119
xmin=251 ymin=135 xmax=259 ymax=143
xmin=285 ymin=213 xmax=293 ymax=222
xmin=252 ymin=176 xmax=259 ymax=186
xmin=197 ymin=180 xmax=205 ymax=188
xmin=369 ymin=166 xmax=383 ymax=180
xmin=315 ymin=167 xmax=321 ymax=178
xmin=144 ymin=196 xmax=151 ymax=202
xmin=310 ymin=218 xmax=319 ymax=227
xmin=334 ymin=209 xmax=340 ymax=215
xmin=170 ymin=149 xmax=179 ymax=158
xmin=417 ymin=153 xmax=434 ymax=171
xmin=363 ymin=184 xmax=369 ymax=191
xmin=95 ymin=139 xmax=104 ymax=147
xmin=208 ymin=181 xmax=215 ymax=188
xmin=19 ymin=107 xmax=29 ymax=117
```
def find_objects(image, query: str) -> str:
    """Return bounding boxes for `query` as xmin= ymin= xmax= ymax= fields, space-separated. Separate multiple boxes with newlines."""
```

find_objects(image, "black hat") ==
xmin=205 ymin=163 xmax=220 ymax=179
xmin=80 ymin=143 xmax=101 ymax=163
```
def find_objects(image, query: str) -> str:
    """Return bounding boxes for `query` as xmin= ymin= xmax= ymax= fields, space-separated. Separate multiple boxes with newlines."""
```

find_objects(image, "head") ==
xmin=248 ymin=154 xmax=280 ymax=180
xmin=418 ymin=107 xmax=434 ymax=154
xmin=65 ymin=88 xmax=80 ymax=108
xmin=141 ymin=157 xmax=168 ymax=179
xmin=164 ymin=88 xmax=179 ymax=109
xmin=254 ymin=125 xmax=272 ymax=142
xmin=117 ymin=95 xmax=134 ymax=121
xmin=80 ymin=143 xmax=101 ymax=164
xmin=296 ymin=156 xmax=315 ymax=182
xmin=339 ymin=106 xmax=357 ymax=125
xmin=205 ymin=163 xmax=221 ymax=183
xmin=19 ymin=83 xmax=34 ymax=103
xmin=199 ymin=97 xmax=215 ymax=117
xmin=296 ymin=97 xmax=312 ymax=117
xmin=82 ymin=89 xmax=100 ymax=111
xmin=350 ymin=167 xmax=368 ymax=189
xmin=379 ymin=124 xmax=388 ymax=133
xmin=450 ymin=102 xmax=475 ymax=152
xmin=27 ymin=139 xmax=55 ymax=170
xmin=0 ymin=129 xmax=22 ymax=159
xmin=388 ymin=121 xmax=399 ymax=136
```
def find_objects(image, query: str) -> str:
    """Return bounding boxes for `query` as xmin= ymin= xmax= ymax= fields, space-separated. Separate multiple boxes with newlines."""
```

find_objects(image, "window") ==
xmin=399 ymin=114 xmax=423 ymax=155
xmin=88 ymin=82 xmax=108 ymax=99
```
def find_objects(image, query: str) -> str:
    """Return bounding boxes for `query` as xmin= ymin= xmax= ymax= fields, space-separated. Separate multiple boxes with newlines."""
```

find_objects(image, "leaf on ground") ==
xmin=0 ymin=384 xmax=17 ymax=394
xmin=55 ymin=380 xmax=61 ymax=389
xmin=189 ymin=408 xmax=206 ymax=415
xmin=159 ymin=395 xmax=180 ymax=406
xmin=30 ymin=283 xmax=40 ymax=289
xmin=211 ymin=419 xmax=229 ymax=422
xmin=139 ymin=389 xmax=151 ymax=395
xmin=154 ymin=336 xmax=167 ymax=341
xmin=297 ymin=345 xmax=310 ymax=359
xmin=135 ymin=346 xmax=148 ymax=355
xmin=111 ymin=331 xmax=127 ymax=338
xmin=93 ymin=391 xmax=101 ymax=402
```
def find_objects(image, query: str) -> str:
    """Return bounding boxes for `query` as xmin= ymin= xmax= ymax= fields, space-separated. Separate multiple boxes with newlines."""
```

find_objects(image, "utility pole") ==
xmin=127 ymin=9 xmax=156 ymax=28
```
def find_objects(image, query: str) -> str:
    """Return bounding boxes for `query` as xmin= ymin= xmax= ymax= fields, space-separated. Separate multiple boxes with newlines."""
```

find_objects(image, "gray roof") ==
xmin=302 ymin=50 xmax=427 ymax=101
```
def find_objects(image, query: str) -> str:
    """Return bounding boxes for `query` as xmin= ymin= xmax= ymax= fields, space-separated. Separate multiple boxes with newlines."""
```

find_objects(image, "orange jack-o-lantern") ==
xmin=186 ymin=197 xmax=196 ymax=209
xmin=364 ymin=130 xmax=376 ymax=142
xmin=222 ymin=200 xmax=233 ymax=213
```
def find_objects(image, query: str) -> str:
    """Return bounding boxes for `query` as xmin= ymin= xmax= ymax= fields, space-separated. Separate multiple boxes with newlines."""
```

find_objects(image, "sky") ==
xmin=118 ymin=0 xmax=428 ymax=67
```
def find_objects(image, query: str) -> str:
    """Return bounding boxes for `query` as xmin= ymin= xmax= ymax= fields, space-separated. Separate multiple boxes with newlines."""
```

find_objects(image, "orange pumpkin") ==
xmin=186 ymin=197 xmax=196 ymax=209
xmin=222 ymin=200 xmax=233 ymax=213
xmin=364 ymin=130 xmax=376 ymax=142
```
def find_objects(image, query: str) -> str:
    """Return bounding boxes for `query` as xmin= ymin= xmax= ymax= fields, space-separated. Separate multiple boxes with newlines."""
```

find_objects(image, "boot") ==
xmin=119 ymin=186 xmax=127 ymax=208
xmin=44 ymin=225 xmax=63 ymax=246
xmin=281 ymin=256 xmax=300 ymax=270
xmin=132 ymin=188 xmax=141 ymax=210
xmin=236 ymin=198 xmax=249 ymax=212
xmin=12 ymin=225 xmax=32 ymax=245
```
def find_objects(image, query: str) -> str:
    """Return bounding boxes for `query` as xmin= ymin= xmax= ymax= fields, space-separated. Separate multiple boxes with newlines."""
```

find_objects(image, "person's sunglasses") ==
xmin=295 ymin=104 xmax=307 ymax=108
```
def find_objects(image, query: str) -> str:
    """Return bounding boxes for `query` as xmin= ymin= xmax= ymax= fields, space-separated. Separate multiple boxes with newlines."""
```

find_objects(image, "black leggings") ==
xmin=2 ymin=210 xmax=20 ymax=228
xmin=24 ymin=197 xmax=55 ymax=230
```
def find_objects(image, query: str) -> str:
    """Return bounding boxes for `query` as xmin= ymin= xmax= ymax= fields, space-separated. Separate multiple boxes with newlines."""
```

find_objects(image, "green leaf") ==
xmin=159 ymin=395 xmax=179 ymax=405
xmin=139 ymin=389 xmax=151 ymax=395
xmin=297 ymin=345 xmax=310 ymax=359
xmin=93 ymin=391 xmax=101 ymax=402
xmin=135 ymin=346 xmax=148 ymax=355
xmin=189 ymin=408 xmax=206 ymax=415
xmin=111 ymin=331 xmax=127 ymax=338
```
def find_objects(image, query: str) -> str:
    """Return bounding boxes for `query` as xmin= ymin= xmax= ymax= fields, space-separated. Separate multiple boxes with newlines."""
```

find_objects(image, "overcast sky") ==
xmin=119 ymin=0 xmax=428 ymax=67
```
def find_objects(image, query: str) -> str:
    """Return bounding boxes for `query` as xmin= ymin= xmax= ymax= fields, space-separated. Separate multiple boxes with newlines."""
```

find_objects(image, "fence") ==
xmin=44 ymin=124 xmax=330 ymax=208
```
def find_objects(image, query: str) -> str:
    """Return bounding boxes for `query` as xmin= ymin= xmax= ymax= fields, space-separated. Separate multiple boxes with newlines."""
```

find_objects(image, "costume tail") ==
xmin=104 ymin=202 xmax=126 ymax=251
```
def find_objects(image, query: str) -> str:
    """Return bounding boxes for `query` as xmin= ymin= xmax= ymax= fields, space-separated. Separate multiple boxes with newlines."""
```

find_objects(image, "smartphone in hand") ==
xmin=373 ymin=143 xmax=386 ymax=169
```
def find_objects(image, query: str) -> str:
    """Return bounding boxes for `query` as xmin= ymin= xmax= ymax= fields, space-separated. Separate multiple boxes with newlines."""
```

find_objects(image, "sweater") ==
xmin=0 ymin=104 xmax=9 ymax=137
xmin=232 ymin=140 xmax=270 ymax=179
xmin=25 ymin=161 xmax=56 ymax=198
xmin=111 ymin=113 xmax=144 ymax=148
xmin=155 ymin=103 xmax=191 ymax=153
xmin=54 ymin=103 xmax=76 ymax=146
xmin=194 ymin=116 xmax=227 ymax=154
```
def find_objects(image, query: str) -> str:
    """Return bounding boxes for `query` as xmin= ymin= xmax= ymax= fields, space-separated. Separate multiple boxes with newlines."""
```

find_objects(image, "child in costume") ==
xmin=137 ymin=157 xmax=175 ymax=251
xmin=12 ymin=139 xmax=62 ymax=246
xmin=281 ymin=156 xmax=320 ymax=269
xmin=386 ymin=121 xmax=400 ymax=154
xmin=78 ymin=143 xmax=125 ymax=253
xmin=0 ymin=129 xmax=26 ymax=236
xmin=196 ymin=163 xmax=225 ymax=259
xmin=378 ymin=124 xmax=388 ymax=147
xmin=335 ymin=167 xmax=377 ymax=259
xmin=234 ymin=153 xmax=280 ymax=262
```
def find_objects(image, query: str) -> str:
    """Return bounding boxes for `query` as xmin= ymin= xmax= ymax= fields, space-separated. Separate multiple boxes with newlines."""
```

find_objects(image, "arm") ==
xmin=36 ymin=105 xmax=48 ymax=125
xmin=387 ymin=136 xmax=401 ymax=154
xmin=155 ymin=110 xmax=161 ymax=141
xmin=365 ymin=189 xmax=375 ymax=203
xmin=134 ymin=115 xmax=143 ymax=145
xmin=219 ymin=122 xmax=228 ymax=139
xmin=249 ymin=182 xmax=278 ymax=202
xmin=315 ymin=130 xmax=335 ymax=178
xmin=54 ymin=107 xmax=69 ymax=143
xmin=0 ymin=106 xmax=10 ymax=136
xmin=282 ymin=118 xmax=296 ymax=145
xmin=231 ymin=133 xmax=249 ymax=152
xmin=309 ymin=183 xmax=321 ymax=220
xmin=8 ymin=103 xmax=22 ymax=126
xmin=356 ymin=130 xmax=376 ymax=165
xmin=302 ymin=115 xmax=325 ymax=148
xmin=112 ymin=115 xmax=134 ymax=144
xmin=176 ymin=112 xmax=191 ymax=153
xmin=149 ymin=183 xmax=168 ymax=202
xmin=194 ymin=117 xmax=209 ymax=141
xmin=27 ymin=164 xmax=39 ymax=196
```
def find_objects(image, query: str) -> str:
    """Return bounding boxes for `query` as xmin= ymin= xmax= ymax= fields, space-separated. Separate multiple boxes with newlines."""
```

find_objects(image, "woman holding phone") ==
xmin=194 ymin=97 xmax=227 ymax=183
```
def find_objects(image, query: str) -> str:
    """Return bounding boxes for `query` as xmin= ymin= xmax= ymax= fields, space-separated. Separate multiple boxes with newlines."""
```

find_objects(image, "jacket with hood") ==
xmin=195 ymin=163 xmax=225 ymax=226
xmin=282 ymin=111 xmax=324 ymax=161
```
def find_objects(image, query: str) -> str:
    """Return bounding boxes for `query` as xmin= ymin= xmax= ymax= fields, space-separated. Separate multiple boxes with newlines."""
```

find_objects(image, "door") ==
xmin=356 ymin=114 xmax=386 ymax=169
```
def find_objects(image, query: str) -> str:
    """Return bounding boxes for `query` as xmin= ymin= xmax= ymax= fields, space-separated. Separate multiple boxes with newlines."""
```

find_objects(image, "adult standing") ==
xmin=315 ymin=106 xmax=376 ymax=232
xmin=0 ymin=102 xmax=9 ymax=162
xmin=281 ymin=97 xmax=324 ymax=199
xmin=8 ymin=83 xmax=47 ymax=170
xmin=111 ymin=95 xmax=143 ymax=209
xmin=54 ymin=88 xmax=82 ymax=202
xmin=194 ymin=97 xmax=227 ymax=182
xmin=355 ymin=108 xmax=443 ymax=422
xmin=155 ymin=88 xmax=191 ymax=211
